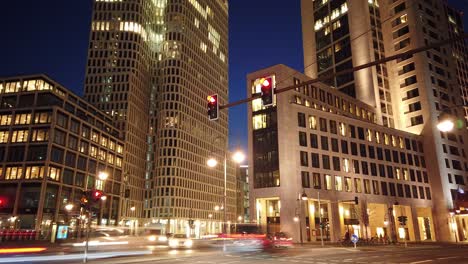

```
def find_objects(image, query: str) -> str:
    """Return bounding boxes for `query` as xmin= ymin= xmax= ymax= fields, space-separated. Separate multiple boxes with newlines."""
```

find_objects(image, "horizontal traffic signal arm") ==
xmin=219 ymin=33 xmax=468 ymax=110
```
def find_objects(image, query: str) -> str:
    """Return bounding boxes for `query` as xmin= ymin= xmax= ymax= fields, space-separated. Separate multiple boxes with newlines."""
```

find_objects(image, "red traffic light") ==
xmin=91 ymin=190 xmax=104 ymax=202
xmin=260 ymin=77 xmax=274 ymax=106
xmin=207 ymin=94 xmax=219 ymax=121
xmin=0 ymin=199 xmax=4 ymax=207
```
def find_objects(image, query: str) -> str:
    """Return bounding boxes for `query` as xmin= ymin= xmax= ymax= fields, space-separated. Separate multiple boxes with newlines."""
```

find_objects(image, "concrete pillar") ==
xmin=411 ymin=206 xmax=421 ymax=241
xmin=329 ymin=202 xmax=341 ymax=242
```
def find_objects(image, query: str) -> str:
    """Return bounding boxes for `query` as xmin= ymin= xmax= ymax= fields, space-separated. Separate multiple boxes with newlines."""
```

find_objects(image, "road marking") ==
xmin=437 ymin=256 xmax=458 ymax=260
xmin=409 ymin=260 xmax=433 ymax=264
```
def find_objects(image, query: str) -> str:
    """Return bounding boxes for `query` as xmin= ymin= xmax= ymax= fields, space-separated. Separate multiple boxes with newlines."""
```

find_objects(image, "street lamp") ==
xmin=65 ymin=204 xmax=74 ymax=212
xmin=436 ymin=104 xmax=467 ymax=132
xmin=296 ymin=191 xmax=307 ymax=245
xmin=207 ymin=150 xmax=246 ymax=235
xmin=98 ymin=171 xmax=109 ymax=181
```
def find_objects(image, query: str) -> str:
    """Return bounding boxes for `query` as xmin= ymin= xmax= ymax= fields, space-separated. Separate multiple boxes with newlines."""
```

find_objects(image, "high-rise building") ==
xmin=84 ymin=0 xmax=232 ymax=235
xmin=248 ymin=64 xmax=435 ymax=243
xmin=298 ymin=0 xmax=468 ymax=242
xmin=0 ymin=75 xmax=125 ymax=237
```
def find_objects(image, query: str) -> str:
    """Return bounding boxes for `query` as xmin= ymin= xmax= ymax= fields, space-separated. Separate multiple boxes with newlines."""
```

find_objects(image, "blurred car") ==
xmin=268 ymin=232 xmax=293 ymax=248
xmin=168 ymin=234 xmax=193 ymax=248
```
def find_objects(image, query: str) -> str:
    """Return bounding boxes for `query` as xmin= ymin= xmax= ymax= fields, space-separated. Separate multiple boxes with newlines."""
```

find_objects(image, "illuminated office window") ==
xmin=25 ymin=166 xmax=45 ymax=179
xmin=309 ymin=115 xmax=317 ymax=130
xmin=366 ymin=129 xmax=372 ymax=142
xmin=325 ymin=174 xmax=332 ymax=190
xmin=354 ymin=178 xmax=362 ymax=193
xmin=335 ymin=176 xmax=343 ymax=191
xmin=15 ymin=113 xmax=32 ymax=125
xmin=34 ymin=112 xmax=51 ymax=124
xmin=0 ymin=114 xmax=12 ymax=126
xmin=0 ymin=131 xmax=9 ymax=143
xmin=11 ymin=130 xmax=29 ymax=143
xmin=48 ymin=167 xmax=61 ymax=181
xmin=5 ymin=166 xmax=23 ymax=180
xmin=90 ymin=146 xmax=98 ymax=158
xmin=116 ymin=144 xmax=123 ymax=154
xmin=116 ymin=157 xmax=122 ymax=168
xmin=344 ymin=177 xmax=352 ymax=192
xmin=339 ymin=122 xmax=347 ymax=136
xmin=31 ymin=129 xmax=48 ymax=141
xmin=343 ymin=158 xmax=350 ymax=172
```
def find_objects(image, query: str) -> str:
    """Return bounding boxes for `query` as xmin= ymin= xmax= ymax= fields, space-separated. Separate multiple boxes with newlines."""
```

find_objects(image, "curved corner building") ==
xmin=84 ymin=0 xmax=231 ymax=235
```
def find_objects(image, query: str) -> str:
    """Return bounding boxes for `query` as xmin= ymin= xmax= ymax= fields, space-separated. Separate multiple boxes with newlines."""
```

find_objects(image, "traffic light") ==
xmin=260 ymin=77 xmax=274 ymax=107
xmin=80 ymin=192 xmax=89 ymax=208
xmin=91 ymin=189 xmax=104 ymax=202
xmin=354 ymin=196 xmax=359 ymax=205
xmin=0 ymin=198 xmax=4 ymax=207
xmin=207 ymin=94 xmax=219 ymax=121
xmin=398 ymin=216 xmax=408 ymax=226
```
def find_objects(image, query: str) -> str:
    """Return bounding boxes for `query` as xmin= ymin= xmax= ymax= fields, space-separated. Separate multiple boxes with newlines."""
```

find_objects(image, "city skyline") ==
xmin=0 ymin=1 xmax=466 ymax=151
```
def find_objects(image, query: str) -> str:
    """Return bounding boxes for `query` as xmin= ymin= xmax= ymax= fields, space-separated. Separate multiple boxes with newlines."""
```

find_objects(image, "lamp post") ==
xmin=295 ymin=191 xmax=307 ymax=245
xmin=436 ymin=104 xmax=467 ymax=132
xmin=207 ymin=150 xmax=245 ymax=233
xmin=83 ymin=171 xmax=108 ymax=263
xmin=207 ymin=149 xmax=245 ymax=251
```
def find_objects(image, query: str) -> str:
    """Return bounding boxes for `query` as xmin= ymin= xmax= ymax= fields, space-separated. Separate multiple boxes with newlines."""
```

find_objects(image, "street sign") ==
xmin=351 ymin=234 xmax=359 ymax=248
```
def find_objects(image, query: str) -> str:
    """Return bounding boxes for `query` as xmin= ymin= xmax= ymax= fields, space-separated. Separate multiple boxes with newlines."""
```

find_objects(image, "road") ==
xmin=2 ymin=243 xmax=468 ymax=263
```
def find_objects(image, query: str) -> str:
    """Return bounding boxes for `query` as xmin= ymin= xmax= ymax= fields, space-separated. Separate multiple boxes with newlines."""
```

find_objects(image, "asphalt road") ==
xmin=3 ymin=244 xmax=468 ymax=264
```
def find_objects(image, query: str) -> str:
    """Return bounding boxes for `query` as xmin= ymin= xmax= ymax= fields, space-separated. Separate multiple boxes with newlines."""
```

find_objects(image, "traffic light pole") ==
xmin=318 ymin=192 xmax=324 ymax=247
xmin=84 ymin=211 xmax=91 ymax=263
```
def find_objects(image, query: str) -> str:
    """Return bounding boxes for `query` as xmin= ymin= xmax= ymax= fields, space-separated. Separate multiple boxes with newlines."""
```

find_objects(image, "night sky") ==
xmin=0 ymin=0 xmax=466 ymax=152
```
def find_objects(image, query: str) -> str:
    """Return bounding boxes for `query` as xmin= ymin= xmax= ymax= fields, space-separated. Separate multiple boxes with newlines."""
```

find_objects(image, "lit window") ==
xmin=366 ymin=129 xmax=372 ymax=142
xmin=253 ymin=114 xmax=267 ymax=130
xmin=6 ymin=167 xmax=22 ymax=180
xmin=34 ymin=112 xmax=51 ymax=124
xmin=0 ymin=115 xmax=12 ymax=126
xmin=107 ymin=153 xmax=114 ymax=164
xmin=396 ymin=168 xmax=401 ymax=180
xmin=384 ymin=133 xmax=389 ymax=145
xmin=391 ymin=135 xmax=397 ymax=147
xmin=32 ymin=129 xmax=48 ymax=142
xmin=90 ymin=146 xmax=98 ymax=158
xmin=354 ymin=178 xmax=362 ymax=193
xmin=344 ymin=177 xmax=352 ymax=192
xmin=325 ymin=174 xmax=332 ymax=190
xmin=116 ymin=157 xmax=122 ymax=168
xmin=0 ymin=131 xmax=9 ymax=143
xmin=48 ymin=167 xmax=61 ymax=181
xmin=343 ymin=158 xmax=350 ymax=172
xmin=91 ymin=131 xmax=99 ymax=143
xmin=116 ymin=144 xmax=123 ymax=154
xmin=309 ymin=116 xmax=317 ymax=130
xmin=99 ymin=150 xmax=106 ymax=161
xmin=339 ymin=122 xmax=346 ymax=136
xmin=403 ymin=169 xmax=409 ymax=181
xmin=25 ymin=166 xmax=44 ymax=179
xmin=14 ymin=113 xmax=32 ymax=125
xmin=375 ymin=131 xmax=381 ymax=144
xmin=335 ymin=176 xmax=343 ymax=191
xmin=109 ymin=141 xmax=115 ymax=151
xmin=11 ymin=130 xmax=29 ymax=143
xmin=399 ymin=137 xmax=404 ymax=149
xmin=101 ymin=137 xmax=108 ymax=147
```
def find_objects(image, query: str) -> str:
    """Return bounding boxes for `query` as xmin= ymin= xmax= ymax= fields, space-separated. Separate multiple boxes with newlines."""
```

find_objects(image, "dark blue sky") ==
xmin=0 ymin=0 xmax=466 ymax=152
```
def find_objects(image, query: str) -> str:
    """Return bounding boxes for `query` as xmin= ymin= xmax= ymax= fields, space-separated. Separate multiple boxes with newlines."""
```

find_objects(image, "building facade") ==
xmin=236 ymin=165 xmax=250 ymax=223
xmin=0 ymin=75 xmax=125 ymax=238
xmin=248 ymin=65 xmax=435 ymax=243
xmin=300 ymin=0 xmax=468 ymax=242
xmin=84 ymin=0 xmax=232 ymax=236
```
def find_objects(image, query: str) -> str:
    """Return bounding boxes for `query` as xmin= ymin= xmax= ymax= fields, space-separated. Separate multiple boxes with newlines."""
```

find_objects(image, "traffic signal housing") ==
xmin=260 ymin=77 xmax=274 ymax=107
xmin=207 ymin=94 xmax=219 ymax=121
xmin=398 ymin=216 xmax=408 ymax=226
xmin=0 ymin=198 xmax=4 ymax=207
xmin=91 ymin=189 xmax=104 ymax=202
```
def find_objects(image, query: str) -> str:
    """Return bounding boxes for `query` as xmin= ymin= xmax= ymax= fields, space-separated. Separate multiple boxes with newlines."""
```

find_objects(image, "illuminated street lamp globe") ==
xmin=436 ymin=119 xmax=455 ymax=132
xmin=207 ymin=158 xmax=218 ymax=168
xmin=232 ymin=151 xmax=246 ymax=164
xmin=65 ymin=204 xmax=74 ymax=211
xmin=98 ymin=171 xmax=109 ymax=181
